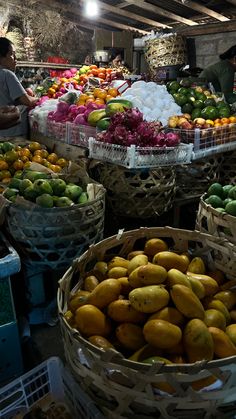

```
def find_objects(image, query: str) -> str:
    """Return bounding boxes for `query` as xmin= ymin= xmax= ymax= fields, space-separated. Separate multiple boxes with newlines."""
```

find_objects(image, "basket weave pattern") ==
xmin=176 ymin=155 xmax=224 ymax=199
xmin=5 ymin=188 xmax=105 ymax=270
xmin=196 ymin=194 xmax=236 ymax=248
xmin=94 ymin=163 xmax=176 ymax=218
xmin=58 ymin=227 xmax=236 ymax=418
xmin=145 ymin=35 xmax=187 ymax=71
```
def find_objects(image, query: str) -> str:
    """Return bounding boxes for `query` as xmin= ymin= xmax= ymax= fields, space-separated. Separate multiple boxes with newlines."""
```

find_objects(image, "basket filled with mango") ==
xmin=58 ymin=226 xmax=236 ymax=419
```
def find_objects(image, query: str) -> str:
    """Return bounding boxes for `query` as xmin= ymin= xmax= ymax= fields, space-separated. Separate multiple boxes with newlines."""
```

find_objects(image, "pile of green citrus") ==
xmin=204 ymin=182 xmax=236 ymax=216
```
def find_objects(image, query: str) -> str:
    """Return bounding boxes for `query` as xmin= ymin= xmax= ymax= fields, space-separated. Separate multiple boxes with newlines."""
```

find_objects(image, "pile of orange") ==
xmin=212 ymin=116 xmax=236 ymax=127
xmin=77 ymin=87 xmax=119 ymax=106
xmin=0 ymin=142 xmax=69 ymax=183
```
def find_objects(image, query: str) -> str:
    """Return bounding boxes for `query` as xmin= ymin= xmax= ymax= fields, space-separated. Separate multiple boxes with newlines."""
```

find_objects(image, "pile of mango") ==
xmin=65 ymin=237 xmax=236 ymax=376
xmin=88 ymin=98 xmax=132 ymax=130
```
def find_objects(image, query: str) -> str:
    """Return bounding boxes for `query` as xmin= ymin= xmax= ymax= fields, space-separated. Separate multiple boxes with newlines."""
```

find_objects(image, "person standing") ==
xmin=0 ymin=37 xmax=38 ymax=139
xmin=199 ymin=45 xmax=236 ymax=104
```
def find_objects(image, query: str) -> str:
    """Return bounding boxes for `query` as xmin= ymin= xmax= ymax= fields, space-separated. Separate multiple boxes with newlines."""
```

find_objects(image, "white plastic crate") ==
xmin=0 ymin=357 xmax=104 ymax=419
xmin=88 ymin=138 xmax=193 ymax=168
xmin=67 ymin=123 xmax=97 ymax=147
xmin=170 ymin=124 xmax=236 ymax=160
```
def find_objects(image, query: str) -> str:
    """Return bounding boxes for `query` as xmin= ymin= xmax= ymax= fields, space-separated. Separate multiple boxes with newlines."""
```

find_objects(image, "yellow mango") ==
xmin=107 ymin=266 xmax=128 ymax=278
xmin=149 ymin=307 xmax=185 ymax=327
xmin=84 ymin=275 xmax=99 ymax=292
xmin=127 ymin=250 xmax=145 ymax=260
xmin=128 ymin=266 xmax=143 ymax=288
xmin=143 ymin=319 xmax=182 ymax=349
xmin=187 ymin=273 xmax=219 ymax=296
xmin=144 ymin=238 xmax=168 ymax=256
xmin=127 ymin=254 xmax=148 ymax=274
xmin=153 ymin=251 xmax=188 ymax=273
xmin=187 ymin=257 xmax=206 ymax=274
xmin=129 ymin=285 xmax=169 ymax=313
xmin=209 ymin=327 xmax=236 ymax=358
xmin=226 ymin=324 xmax=236 ymax=346
xmin=138 ymin=263 xmax=167 ymax=286
xmin=88 ymin=336 xmax=114 ymax=350
xmin=167 ymin=269 xmax=191 ymax=288
xmin=116 ymin=277 xmax=132 ymax=296
xmin=69 ymin=290 xmax=90 ymax=312
xmin=188 ymin=277 xmax=205 ymax=299
xmin=204 ymin=309 xmax=226 ymax=330
xmin=170 ymin=284 xmax=205 ymax=319
xmin=208 ymin=299 xmax=231 ymax=325
xmin=230 ymin=310 xmax=236 ymax=322
xmin=129 ymin=344 xmax=163 ymax=362
xmin=75 ymin=305 xmax=111 ymax=337
xmin=107 ymin=299 xmax=146 ymax=324
xmin=116 ymin=323 xmax=145 ymax=351
xmin=213 ymin=290 xmax=236 ymax=310
xmin=107 ymin=256 xmax=129 ymax=270
xmin=93 ymin=261 xmax=108 ymax=280
xmin=87 ymin=278 xmax=121 ymax=309
xmin=183 ymin=319 xmax=214 ymax=362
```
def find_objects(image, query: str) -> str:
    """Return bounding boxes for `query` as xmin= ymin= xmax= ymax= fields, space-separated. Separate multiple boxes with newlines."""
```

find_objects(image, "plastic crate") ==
xmin=0 ymin=233 xmax=21 ymax=279
xmin=170 ymin=124 xmax=236 ymax=160
xmin=46 ymin=120 xmax=68 ymax=143
xmin=88 ymin=138 xmax=193 ymax=168
xmin=0 ymin=357 xmax=104 ymax=419
xmin=68 ymin=123 xmax=97 ymax=147
xmin=0 ymin=321 xmax=23 ymax=384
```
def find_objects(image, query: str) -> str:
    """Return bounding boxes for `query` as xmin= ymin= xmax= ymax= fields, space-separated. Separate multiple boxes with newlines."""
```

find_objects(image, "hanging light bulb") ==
xmin=84 ymin=0 xmax=99 ymax=18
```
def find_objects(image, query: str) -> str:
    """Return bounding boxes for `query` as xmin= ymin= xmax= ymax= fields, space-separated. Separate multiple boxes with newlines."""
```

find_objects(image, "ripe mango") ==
xmin=107 ymin=256 xmax=129 ymax=270
xmin=187 ymin=273 xmax=219 ymax=296
xmin=149 ymin=306 xmax=185 ymax=327
xmin=75 ymin=305 xmax=111 ymax=337
xmin=87 ymin=109 xmax=106 ymax=126
xmin=144 ymin=238 xmax=168 ymax=256
xmin=213 ymin=290 xmax=236 ymax=310
xmin=143 ymin=319 xmax=182 ymax=349
xmin=183 ymin=319 xmax=214 ymax=362
xmin=127 ymin=254 xmax=148 ymax=274
xmin=129 ymin=285 xmax=169 ymax=313
xmin=226 ymin=324 xmax=236 ymax=346
xmin=153 ymin=251 xmax=188 ymax=273
xmin=208 ymin=299 xmax=231 ymax=325
xmin=107 ymin=266 xmax=128 ymax=279
xmin=170 ymin=284 xmax=205 ymax=319
xmin=167 ymin=269 xmax=191 ymax=288
xmin=127 ymin=250 xmax=145 ymax=260
xmin=187 ymin=257 xmax=206 ymax=274
xmin=204 ymin=309 xmax=226 ymax=330
xmin=188 ymin=277 xmax=205 ymax=299
xmin=208 ymin=327 xmax=236 ymax=358
xmin=87 ymin=278 xmax=121 ymax=309
xmin=138 ymin=263 xmax=167 ymax=286
xmin=116 ymin=323 xmax=145 ymax=351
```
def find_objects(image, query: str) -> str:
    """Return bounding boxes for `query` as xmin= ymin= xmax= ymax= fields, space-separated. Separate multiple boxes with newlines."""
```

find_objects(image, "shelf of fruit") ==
xmin=166 ymin=80 xmax=236 ymax=159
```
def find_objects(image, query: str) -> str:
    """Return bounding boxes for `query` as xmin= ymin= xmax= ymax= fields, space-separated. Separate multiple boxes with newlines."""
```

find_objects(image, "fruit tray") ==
xmin=0 ymin=357 xmax=104 ymax=419
xmin=58 ymin=227 xmax=236 ymax=419
xmin=170 ymin=124 xmax=236 ymax=160
xmin=88 ymin=139 xmax=193 ymax=168
xmin=67 ymin=123 xmax=97 ymax=147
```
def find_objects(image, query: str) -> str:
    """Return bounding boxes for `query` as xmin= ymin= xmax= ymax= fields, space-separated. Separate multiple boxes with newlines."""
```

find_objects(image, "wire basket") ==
xmin=176 ymin=155 xmax=224 ymax=199
xmin=4 ymin=185 xmax=105 ymax=270
xmin=67 ymin=123 xmax=97 ymax=147
xmin=145 ymin=35 xmax=187 ymax=71
xmin=58 ymin=227 xmax=236 ymax=419
xmin=196 ymin=194 xmax=236 ymax=248
xmin=93 ymin=163 xmax=176 ymax=218
xmin=220 ymin=150 xmax=236 ymax=184
xmin=89 ymin=139 xmax=193 ymax=169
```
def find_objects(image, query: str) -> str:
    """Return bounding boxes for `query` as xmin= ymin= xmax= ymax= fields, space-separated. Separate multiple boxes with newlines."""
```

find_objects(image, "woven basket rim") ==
xmin=200 ymin=193 xmax=236 ymax=222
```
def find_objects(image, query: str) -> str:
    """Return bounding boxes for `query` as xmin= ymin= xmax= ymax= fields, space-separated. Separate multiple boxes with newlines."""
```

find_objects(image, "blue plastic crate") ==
xmin=0 ymin=234 xmax=20 ymax=279
xmin=0 ymin=321 xmax=23 ymax=383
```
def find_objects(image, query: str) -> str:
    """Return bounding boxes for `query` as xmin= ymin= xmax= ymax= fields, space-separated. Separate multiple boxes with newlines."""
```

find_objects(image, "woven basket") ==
xmin=145 ymin=35 xmax=187 ymax=72
xmin=176 ymin=155 xmax=224 ymax=199
xmin=58 ymin=227 xmax=236 ymax=418
xmin=4 ymin=185 xmax=105 ymax=270
xmin=196 ymin=194 xmax=236 ymax=248
xmin=220 ymin=150 xmax=236 ymax=184
xmin=93 ymin=163 xmax=176 ymax=218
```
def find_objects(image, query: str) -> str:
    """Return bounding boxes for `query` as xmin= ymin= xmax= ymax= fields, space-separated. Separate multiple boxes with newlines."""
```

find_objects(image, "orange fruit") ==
xmin=23 ymin=162 xmax=31 ymax=169
xmin=214 ymin=119 xmax=221 ymax=125
xmin=90 ymin=65 xmax=98 ymax=70
xmin=48 ymin=164 xmax=61 ymax=172
xmin=98 ymin=72 xmax=106 ymax=79
xmin=221 ymin=118 xmax=229 ymax=125
xmin=86 ymin=98 xmax=95 ymax=104
xmin=214 ymin=123 xmax=222 ymax=127
xmin=108 ymin=88 xmax=118 ymax=97
xmin=106 ymin=68 xmax=112 ymax=74
xmin=19 ymin=148 xmax=32 ymax=158
xmin=97 ymin=89 xmax=107 ymax=100
xmin=77 ymin=99 xmax=85 ymax=106
xmin=12 ymin=159 xmax=24 ymax=171
xmin=0 ymin=160 xmax=9 ymax=170
xmin=98 ymin=68 xmax=106 ymax=73
xmin=4 ymin=150 xmax=19 ymax=163
xmin=32 ymin=155 xmax=43 ymax=164
xmin=1 ymin=170 xmax=11 ymax=179
xmin=2 ymin=177 xmax=11 ymax=184
xmin=93 ymin=88 xmax=101 ymax=98
xmin=95 ymin=98 xmax=105 ymax=105
xmin=15 ymin=145 xmax=22 ymax=152
xmin=29 ymin=142 xmax=42 ymax=152
xmin=79 ymin=93 xmax=88 ymax=102
xmin=56 ymin=158 xmax=68 ymax=168
xmin=51 ymin=84 xmax=58 ymax=91
xmin=229 ymin=116 xmax=236 ymax=124
xmin=21 ymin=156 xmax=29 ymax=163
xmin=34 ymin=149 xmax=49 ymax=158
xmin=47 ymin=153 xmax=58 ymax=164
xmin=105 ymin=95 xmax=113 ymax=102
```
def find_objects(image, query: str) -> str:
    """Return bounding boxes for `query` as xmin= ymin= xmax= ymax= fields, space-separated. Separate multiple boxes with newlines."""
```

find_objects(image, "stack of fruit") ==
xmin=167 ymin=80 xmax=235 ymax=124
xmin=204 ymin=182 xmax=236 ymax=216
xmin=0 ymin=141 xmax=68 ymax=185
xmin=64 ymin=236 xmax=236 ymax=370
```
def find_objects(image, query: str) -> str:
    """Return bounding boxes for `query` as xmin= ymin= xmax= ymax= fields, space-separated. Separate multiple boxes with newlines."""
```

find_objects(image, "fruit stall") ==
xmin=0 ymin=2 xmax=236 ymax=416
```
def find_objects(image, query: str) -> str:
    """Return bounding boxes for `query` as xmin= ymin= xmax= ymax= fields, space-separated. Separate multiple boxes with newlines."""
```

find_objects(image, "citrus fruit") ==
xmin=207 ymin=183 xmax=223 ymax=198
xmin=205 ymin=195 xmax=223 ymax=208
xmin=229 ymin=186 xmax=236 ymax=200
xmin=47 ymin=153 xmax=58 ymax=164
xmin=4 ymin=150 xmax=19 ymax=163
xmin=0 ymin=160 xmax=9 ymax=170
xmin=222 ymin=184 xmax=234 ymax=199
xmin=223 ymin=198 xmax=233 ymax=207
xmin=225 ymin=200 xmax=236 ymax=216
xmin=12 ymin=159 xmax=24 ymax=171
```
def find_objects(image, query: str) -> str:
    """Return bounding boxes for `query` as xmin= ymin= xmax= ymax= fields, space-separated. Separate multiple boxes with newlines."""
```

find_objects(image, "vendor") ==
xmin=0 ymin=37 xmax=38 ymax=138
xmin=199 ymin=45 xmax=236 ymax=104
xmin=0 ymin=105 xmax=20 ymax=129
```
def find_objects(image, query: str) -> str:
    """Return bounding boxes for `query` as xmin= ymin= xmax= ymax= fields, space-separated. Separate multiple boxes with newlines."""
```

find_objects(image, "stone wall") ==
xmin=194 ymin=32 xmax=236 ymax=69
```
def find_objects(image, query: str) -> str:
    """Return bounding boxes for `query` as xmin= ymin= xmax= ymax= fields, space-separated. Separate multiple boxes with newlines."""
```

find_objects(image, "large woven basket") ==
xmin=145 ymin=35 xmax=187 ymax=72
xmin=176 ymin=155 xmax=224 ymax=199
xmin=220 ymin=150 xmax=236 ymax=184
xmin=93 ymin=163 xmax=176 ymax=218
xmin=58 ymin=227 xmax=236 ymax=418
xmin=3 ymin=185 xmax=105 ymax=270
xmin=196 ymin=194 xmax=236 ymax=248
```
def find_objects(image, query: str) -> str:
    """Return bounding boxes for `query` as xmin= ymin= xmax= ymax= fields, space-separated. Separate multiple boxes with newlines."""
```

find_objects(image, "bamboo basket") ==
xmin=176 ymin=155 xmax=224 ymax=199
xmin=93 ymin=163 xmax=176 ymax=218
xmin=220 ymin=150 xmax=236 ymax=184
xmin=3 ymin=185 xmax=105 ymax=270
xmin=58 ymin=227 xmax=236 ymax=418
xmin=145 ymin=35 xmax=187 ymax=73
xmin=196 ymin=194 xmax=236 ymax=249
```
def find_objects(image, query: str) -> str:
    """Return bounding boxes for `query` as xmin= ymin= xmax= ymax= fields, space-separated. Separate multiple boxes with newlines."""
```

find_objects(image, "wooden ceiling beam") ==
xmin=172 ymin=0 xmax=230 ymax=22
xmin=118 ymin=1 xmax=136 ymax=7
xmin=94 ymin=0 xmax=171 ymax=29
xmin=117 ymin=0 xmax=198 ymax=26
xmin=86 ymin=15 xmax=149 ymax=34
xmin=179 ymin=19 xmax=236 ymax=36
